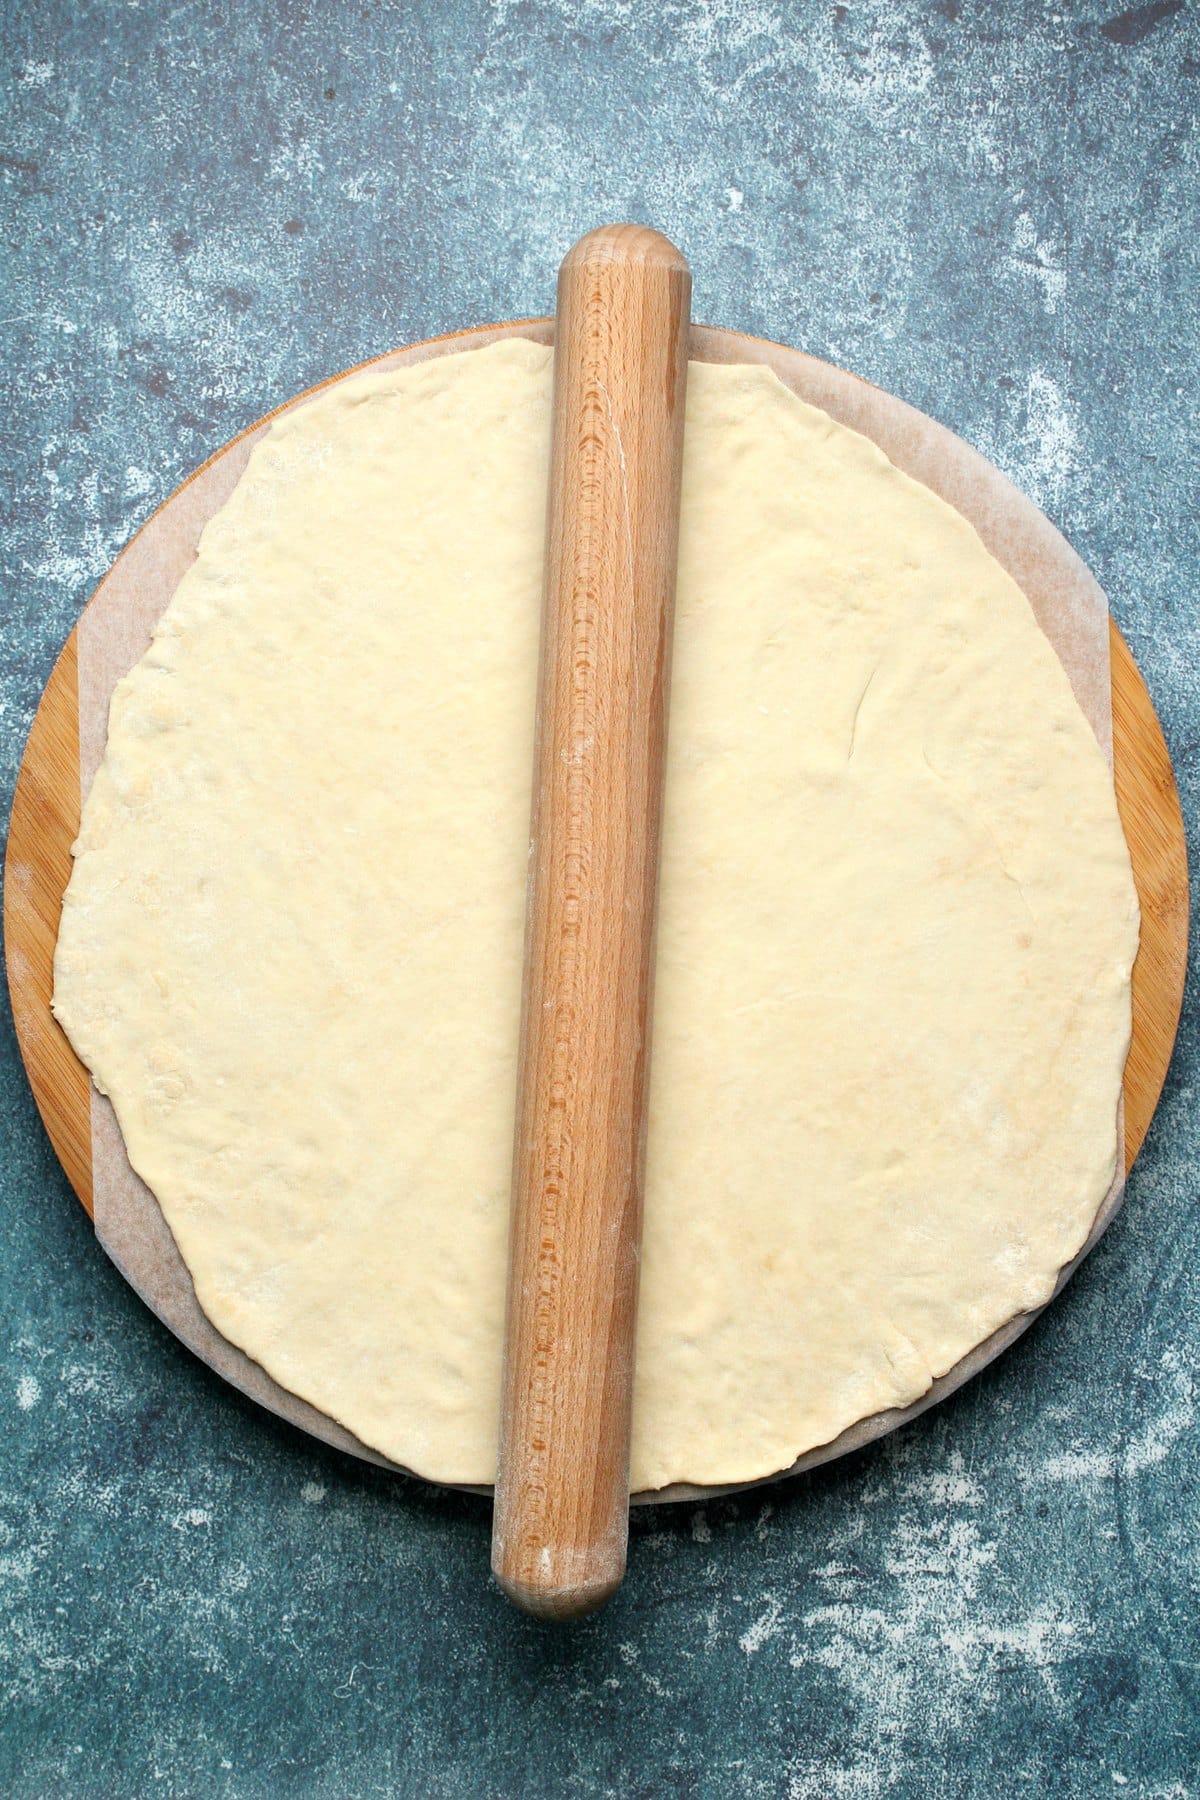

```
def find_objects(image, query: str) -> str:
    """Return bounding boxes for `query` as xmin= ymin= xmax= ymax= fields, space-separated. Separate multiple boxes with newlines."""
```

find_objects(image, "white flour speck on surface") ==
xmin=918 ymin=1450 xmax=984 ymax=1508
xmin=171 ymin=1508 xmax=212 ymax=1531
xmin=783 ymin=1475 xmax=1096 ymax=1780
xmin=1036 ymin=1345 xmax=1195 ymax=1484
xmin=301 ymin=1482 xmax=327 ymax=1505
xmin=1008 ymin=212 xmax=1067 ymax=314
xmin=1040 ymin=1446 xmax=1117 ymax=1482
xmin=1019 ymin=369 xmax=1080 ymax=509
xmin=975 ymin=365 xmax=1081 ymax=515
xmin=16 ymin=1374 xmax=41 ymax=1411
xmin=939 ymin=1606 xmax=1080 ymax=1685
xmin=123 ymin=465 xmax=155 ymax=500
xmin=739 ymin=1594 xmax=784 ymax=1655
xmin=333 ymin=1660 xmax=378 ymax=1698
xmin=810 ymin=5 xmax=936 ymax=110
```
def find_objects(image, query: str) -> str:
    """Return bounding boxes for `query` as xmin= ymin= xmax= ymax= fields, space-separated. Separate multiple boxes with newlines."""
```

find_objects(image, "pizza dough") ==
xmin=53 ymin=339 xmax=1139 ymax=1491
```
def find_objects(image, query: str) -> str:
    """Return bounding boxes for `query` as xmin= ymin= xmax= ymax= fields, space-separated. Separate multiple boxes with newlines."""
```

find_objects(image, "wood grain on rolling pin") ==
xmin=491 ymin=227 xmax=691 ymax=1619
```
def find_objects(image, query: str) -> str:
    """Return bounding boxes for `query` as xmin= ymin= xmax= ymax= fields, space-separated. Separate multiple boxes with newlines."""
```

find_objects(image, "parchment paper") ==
xmin=75 ymin=322 xmax=1124 ymax=1499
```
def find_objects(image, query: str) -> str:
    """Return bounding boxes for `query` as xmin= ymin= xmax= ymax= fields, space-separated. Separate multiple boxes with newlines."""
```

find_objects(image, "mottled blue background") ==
xmin=2 ymin=2 xmax=1197 ymax=1795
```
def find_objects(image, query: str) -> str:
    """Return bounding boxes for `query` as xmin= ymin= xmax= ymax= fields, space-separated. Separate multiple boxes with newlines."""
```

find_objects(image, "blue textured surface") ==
xmin=2 ymin=3 xmax=1197 ymax=1795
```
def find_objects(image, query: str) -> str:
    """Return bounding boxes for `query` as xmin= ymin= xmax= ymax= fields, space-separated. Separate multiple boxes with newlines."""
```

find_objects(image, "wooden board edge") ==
xmin=4 ymin=630 xmax=93 ymax=1214
xmin=1111 ymin=617 xmax=1191 ymax=1167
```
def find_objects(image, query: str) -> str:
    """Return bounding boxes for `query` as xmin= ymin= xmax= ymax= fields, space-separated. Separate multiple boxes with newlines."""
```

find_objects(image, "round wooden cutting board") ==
xmin=4 ymin=321 xmax=1189 ymax=1503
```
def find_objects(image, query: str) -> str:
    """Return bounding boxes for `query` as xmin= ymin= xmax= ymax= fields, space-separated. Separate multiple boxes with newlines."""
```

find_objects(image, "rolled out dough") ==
xmin=53 ymin=339 xmax=1139 ymax=1491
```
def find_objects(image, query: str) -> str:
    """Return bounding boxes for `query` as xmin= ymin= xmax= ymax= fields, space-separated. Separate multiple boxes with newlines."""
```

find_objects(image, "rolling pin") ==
xmin=491 ymin=224 xmax=692 ymax=1619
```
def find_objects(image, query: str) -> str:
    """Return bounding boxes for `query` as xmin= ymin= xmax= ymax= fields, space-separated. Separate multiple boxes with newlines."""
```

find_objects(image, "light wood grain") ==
xmin=5 ymin=631 xmax=92 ymax=1211
xmin=2 ymin=320 xmax=1188 ymax=1504
xmin=491 ymin=228 xmax=692 ymax=1619
xmin=1110 ymin=616 xmax=1190 ymax=1159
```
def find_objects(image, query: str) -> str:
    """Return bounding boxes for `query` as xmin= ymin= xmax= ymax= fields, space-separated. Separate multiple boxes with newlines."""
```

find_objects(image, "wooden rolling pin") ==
xmin=491 ymin=225 xmax=692 ymax=1620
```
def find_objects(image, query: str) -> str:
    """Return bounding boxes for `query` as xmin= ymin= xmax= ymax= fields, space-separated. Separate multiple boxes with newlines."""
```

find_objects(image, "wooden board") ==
xmin=3 ymin=321 xmax=1189 ymax=1499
